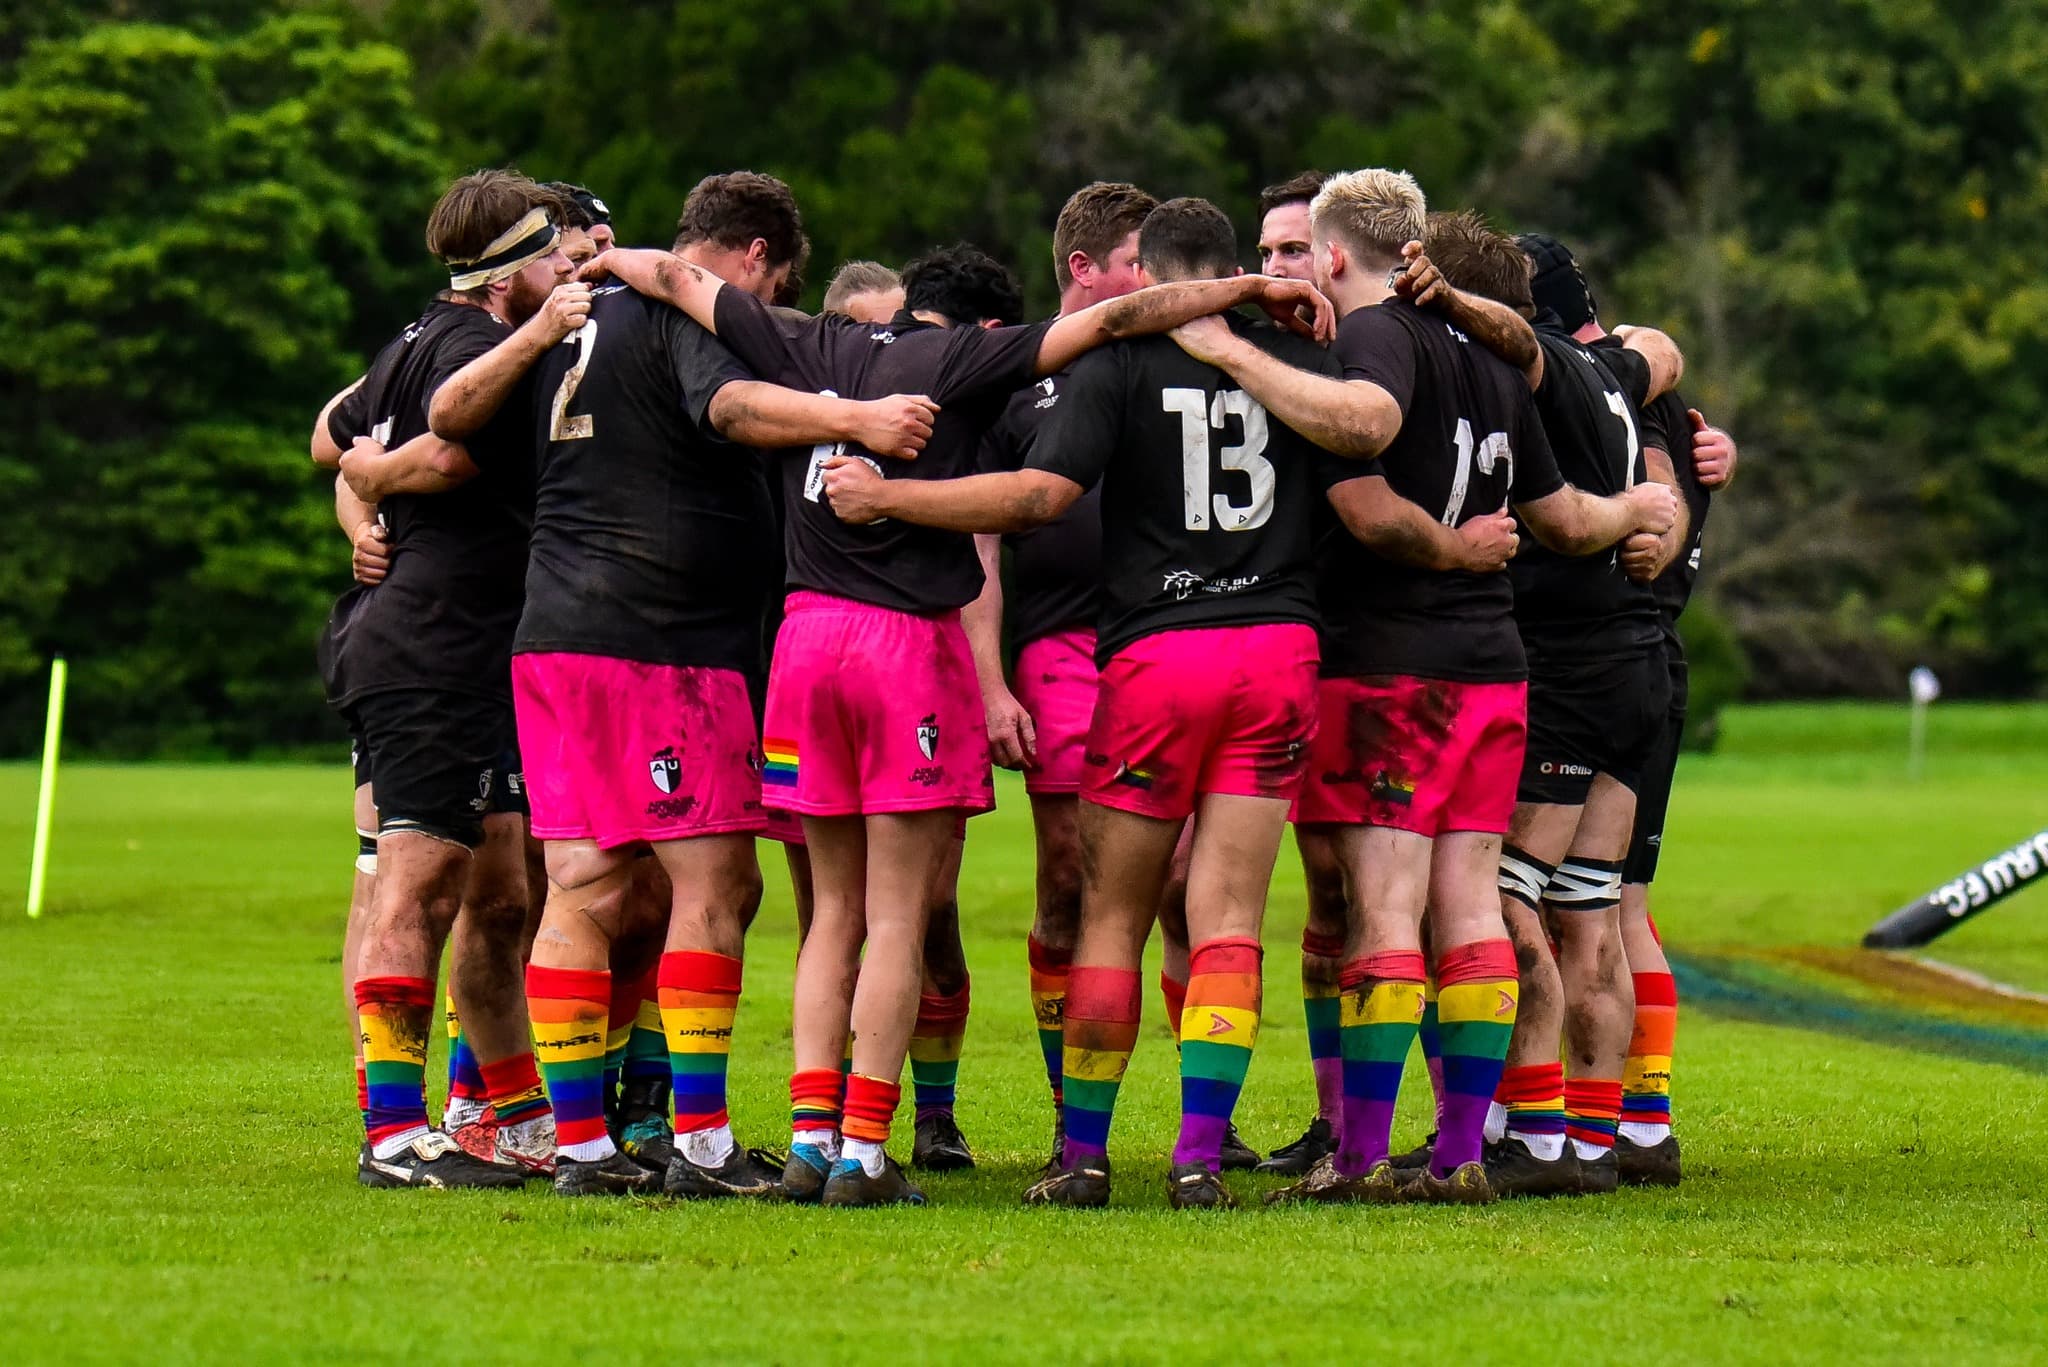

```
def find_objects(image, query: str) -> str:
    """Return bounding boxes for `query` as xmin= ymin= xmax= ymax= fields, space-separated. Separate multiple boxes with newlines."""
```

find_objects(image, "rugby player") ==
xmin=315 ymin=169 xmax=581 ymax=1188
xmin=822 ymin=198 xmax=1342 ymax=1209
xmin=1547 ymin=250 xmax=1740 ymax=1187
xmin=593 ymin=217 xmax=1330 ymax=1206
xmin=546 ymin=182 xmax=614 ymax=265
xmin=1423 ymin=221 xmax=1686 ymax=1197
xmin=823 ymin=261 xmax=906 ymax=321
xmin=1199 ymin=188 xmax=1677 ymax=1205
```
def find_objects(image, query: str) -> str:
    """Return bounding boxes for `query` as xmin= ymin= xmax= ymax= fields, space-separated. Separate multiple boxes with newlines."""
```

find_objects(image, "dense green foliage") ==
xmin=2 ymin=1 xmax=2042 ymax=754
xmin=4 ymin=707 xmax=2048 ymax=1360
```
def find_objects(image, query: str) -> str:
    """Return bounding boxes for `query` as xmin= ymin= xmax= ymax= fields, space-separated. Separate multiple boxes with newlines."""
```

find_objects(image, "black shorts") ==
xmin=345 ymin=689 xmax=525 ymax=848
xmin=1623 ymin=642 xmax=1690 ymax=885
xmin=1518 ymin=647 xmax=1671 ymax=806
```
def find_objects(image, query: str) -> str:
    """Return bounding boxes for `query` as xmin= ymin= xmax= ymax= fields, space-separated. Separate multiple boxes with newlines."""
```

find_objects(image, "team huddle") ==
xmin=314 ymin=163 xmax=1736 ymax=1209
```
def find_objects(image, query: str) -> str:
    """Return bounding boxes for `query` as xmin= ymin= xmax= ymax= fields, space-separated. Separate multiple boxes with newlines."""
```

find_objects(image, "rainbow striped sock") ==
xmin=1502 ymin=1061 xmax=1567 ymax=1158
xmin=1302 ymin=930 xmax=1345 ymax=1128
xmin=1172 ymin=937 xmax=1263 ymax=1172
xmin=354 ymin=1058 xmax=368 ymax=1129
xmin=1622 ymin=971 xmax=1676 ymax=1142
xmin=1431 ymin=938 xmax=1518 ymax=1175
xmin=908 ymin=981 xmax=969 ymax=1120
xmin=1565 ymin=1077 xmax=1622 ymax=1157
xmin=843 ymin=1072 xmax=901 ymax=1147
xmin=624 ymin=987 xmax=670 ymax=1088
xmin=1159 ymin=971 xmax=1188 ymax=1045
xmin=356 ymin=976 xmax=434 ymax=1158
xmin=1335 ymin=950 xmax=1425 ymax=1177
xmin=602 ymin=970 xmax=642 ymax=1120
xmin=790 ymin=1067 xmax=844 ymax=1147
xmin=1027 ymin=936 xmax=1070 ymax=1107
xmin=444 ymin=994 xmax=487 ymax=1117
xmin=1061 ymin=965 xmax=1141 ymax=1166
xmin=481 ymin=1052 xmax=551 ymax=1127
xmin=1418 ymin=979 xmax=1446 ymax=1129
xmin=527 ymin=964 xmax=614 ymax=1162
xmin=659 ymin=950 xmax=740 ymax=1138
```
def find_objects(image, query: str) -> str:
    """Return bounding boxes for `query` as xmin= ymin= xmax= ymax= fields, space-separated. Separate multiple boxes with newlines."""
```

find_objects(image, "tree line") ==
xmin=2 ymin=0 xmax=2041 ymax=756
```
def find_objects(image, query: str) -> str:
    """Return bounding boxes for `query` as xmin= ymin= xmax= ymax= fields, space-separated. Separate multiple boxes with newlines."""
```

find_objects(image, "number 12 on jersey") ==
xmin=1162 ymin=386 xmax=1274 ymax=532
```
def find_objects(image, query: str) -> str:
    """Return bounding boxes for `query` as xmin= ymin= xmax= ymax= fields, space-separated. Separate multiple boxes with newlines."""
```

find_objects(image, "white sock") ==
xmin=680 ymin=1123 xmax=736 ymax=1168
xmin=1508 ymin=1129 xmax=1565 ymax=1162
xmin=559 ymin=1134 xmax=616 ymax=1163
xmin=1619 ymin=1120 xmax=1670 ymax=1146
xmin=371 ymin=1124 xmax=432 ymax=1161
xmin=792 ymin=1127 xmax=840 ymax=1161
xmin=443 ymin=1097 xmax=490 ymax=1130
xmin=1571 ymin=1137 xmax=1612 ymax=1162
xmin=842 ymin=1137 xmax=887 ymax=1177
xmin=1483 ymin=1100 xmax=1508 ymax=1144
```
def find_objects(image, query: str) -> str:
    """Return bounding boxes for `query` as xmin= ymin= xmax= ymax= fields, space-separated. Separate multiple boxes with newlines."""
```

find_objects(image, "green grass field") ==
xmin=3 ymin=703 xmax=2046 ymax=1364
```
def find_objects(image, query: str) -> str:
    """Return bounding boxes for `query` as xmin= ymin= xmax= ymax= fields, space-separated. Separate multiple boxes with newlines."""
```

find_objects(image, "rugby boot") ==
xmin=1403 ymin=1161 xmax=1494 ymax=1205
xmin=1263 ymin=1153 xmax=1403 ymax=1206
xmin=782 ymin=1142 xmax=834 ymax=1205
xmin=1574 ymin=1147 xmax=1620 ymax=1196
xmin=1218 ymin=1121 xmax=1260 ymax=1171
xmin=1482 ymin=1136 xmax=1582 ymax=1199
xmin=1616 ymin=1132 xmax=1682 ymax=1187
xmin=820 ymin=1153 xmax=927 ymax=1208
xmin=445 ymin=1099 xmax=496 ymax=1162
xmin=1038 ymin=1114 xmax=1067 ymax=1177
xmin=911 ymin=1111 xmax=975 ymax=1171
xmin=1257 ymin=1116 xmax=1335 ymax=1175
xmin=618 ymin=1078 xmax=677 ymax=1173
xmin=1165 ymin=1162 xmax=1238 ymax=1210
xmin=1388 ymin=1132 xmax=1437 ymax=1173
xmin=359 ymin=1130 xmax=527 ymax=1190
xmin=664 ymin=1144 xmax=782 ymax=1199
xmin=494 ymin=1113 xmax=558 ymax=1180
xmin=1022 ymin=1157 xmax=1111 ymax=1209
xmin=553 ymin=1148 xmax=658 ymax=1197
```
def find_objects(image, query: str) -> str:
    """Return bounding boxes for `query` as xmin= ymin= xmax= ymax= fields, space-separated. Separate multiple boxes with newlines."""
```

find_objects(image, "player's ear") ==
xmin=744 ymin=237 xmax=770 ymax=277
xmin=1066 ymin=250 xmax=1093 ymax=288
xmin=977 ymin=318 xmax=1001 ymax=331
xmin=1135 ymin=260 xmax=1156 ymax=288
xmin=1231 ymin=265 xmax=1244 ymax=277
xmin=1327 ymin=240 xmax=1348 ymax=278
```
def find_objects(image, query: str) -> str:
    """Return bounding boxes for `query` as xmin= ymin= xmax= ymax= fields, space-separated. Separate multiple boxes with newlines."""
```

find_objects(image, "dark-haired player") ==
xmin=822 ymin=200 xmax=1344 ymax=1210
xmin=1425 ymin=221 xmax=1685 ymax=1196
xmin=594 ymin=221 xmax=1330 ymax=1205
xmin=315 ymin=169 xmax=585 ymax=1189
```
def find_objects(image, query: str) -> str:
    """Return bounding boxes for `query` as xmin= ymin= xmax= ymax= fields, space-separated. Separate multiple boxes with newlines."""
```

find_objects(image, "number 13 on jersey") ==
xmin=1162 ymin=386 xmax=1274 ymax=532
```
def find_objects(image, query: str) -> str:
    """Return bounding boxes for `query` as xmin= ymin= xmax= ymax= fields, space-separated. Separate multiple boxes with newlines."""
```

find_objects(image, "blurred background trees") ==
xmin=2 ymin=0 xmax=2041 ymax=754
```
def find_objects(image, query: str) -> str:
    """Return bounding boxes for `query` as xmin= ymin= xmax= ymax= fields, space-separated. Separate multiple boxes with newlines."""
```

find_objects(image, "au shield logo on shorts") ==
xmin=915 ymin=714 xmax=940 ymax=761
xmin=649 ymin=748 xmax=682 ymax=794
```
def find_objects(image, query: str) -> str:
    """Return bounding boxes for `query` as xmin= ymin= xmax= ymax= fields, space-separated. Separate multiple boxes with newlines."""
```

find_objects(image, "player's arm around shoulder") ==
xmin=1034 ymin=273 xmax=1334 ymax=376
xmin=338 ymin=432 xmax=479 ymax=502
xmin=1393 ymin=242 xmax=1545 ymax=391
xmin=1173 ymin=315 xmax=1400 ymax=460
xmin=429 ymin=284 xmax=592 ymax=440
xmin=1324 ymin=469 xmax=1516 ymax=574
xmin=311 ymin=377 xmax=363 ymax=468
xmin=820 ymin=460 xmax=1080 ymax=535
xmin=1611 ymin=323 xmax=1684 ymax=402
xmin=710 ymin=383 xmax=939 ymax=462
xmin=1518 ymin=479 xmax=1677 ymax=556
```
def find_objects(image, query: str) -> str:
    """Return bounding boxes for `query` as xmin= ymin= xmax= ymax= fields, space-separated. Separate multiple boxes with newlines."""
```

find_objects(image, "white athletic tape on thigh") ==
xmin=1544 ymin=858 xmax=1624 ymax=911
xmin=1498 ymin=844 xmax=1556 ymax=910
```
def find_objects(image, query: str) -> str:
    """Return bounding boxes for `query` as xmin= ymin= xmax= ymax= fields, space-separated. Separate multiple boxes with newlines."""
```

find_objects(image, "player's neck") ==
xmin=677 ymin=242 xmax=765 ymax=298
xmin=1057 ymin=282 xmax=1094 ymax=318
xmin=1331 ymin=274 xmax=1392 ymax=320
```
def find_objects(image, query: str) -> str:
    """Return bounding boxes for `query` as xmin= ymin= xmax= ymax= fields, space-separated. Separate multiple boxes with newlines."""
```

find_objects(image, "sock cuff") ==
xmin=1437 ymin=938 xmax=1517 ymax=985
xmin=525 ymin=964 xmax=610 ymax=1003
xmin=1189 ymin=936 xmax=1262 ymax=976
xmin=916 ymin=984 xmax=971 ymax=1026
xmin=478 ymin=1052 xmax=542 ymax=1097
xmin=1501 ymin=1061 xmax=1565 ymax=1103
xmin=658 ymin=950 xmax=743 ymax=996
xmin=1338 ymin=950 xmax=1428 ymax=991
xmin=1027 ymin=935 xmax=1073 ymax=974
xmin=843 ymin=1073 xmax=901 ymax=1124
xmin=354 ymin=975 xmax=434 ymax=1009
xmin=790 ymin=1067 xmax=845 ymax=1107
xmin=1068 ymin=965 xmax=1143 ymax=1021
xmin=1564 ymin=1077 xmax=1624 ymax=1113
xmin=1301 ymin=929 xmax=1345 ymax=959
xmin=1632 ymin=971 xmax=1678 ymax=1007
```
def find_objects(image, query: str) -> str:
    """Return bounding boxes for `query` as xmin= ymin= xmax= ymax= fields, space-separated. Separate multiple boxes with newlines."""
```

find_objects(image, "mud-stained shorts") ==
xmin=1293 ymin=674 xmax=1526 ymax=837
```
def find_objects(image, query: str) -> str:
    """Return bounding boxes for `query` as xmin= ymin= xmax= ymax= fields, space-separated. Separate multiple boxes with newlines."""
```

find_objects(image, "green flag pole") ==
xmin=26 ymin=656 xmax=67 ymax=919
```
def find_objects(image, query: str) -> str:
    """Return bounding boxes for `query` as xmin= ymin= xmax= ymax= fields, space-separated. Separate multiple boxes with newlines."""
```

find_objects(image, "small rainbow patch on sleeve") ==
xmin=762 ymin=738 xmax=799 ymax=788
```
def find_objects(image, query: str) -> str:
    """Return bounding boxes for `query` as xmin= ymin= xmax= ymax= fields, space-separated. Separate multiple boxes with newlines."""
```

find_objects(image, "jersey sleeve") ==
xmin=1025 ymin=345 xmax=1120 ymax=492
xmin=327 ymin=380 xmax=371 ymax=448
xmin=1600 ymin=342 xmax=1653 ymax=410
xmin=1508 ymin=390 xmax=1565 ymax=504
xmin=1315 ymin=446 xmax=1387 ymax=492
xmin=662 ymin=303 xmax=755 ymax=433
xmin=934 ymin=320 xmax=1055 ymax=406
xmin=424 ymin=318 xmax=518 ymax=468
xmin=711 ymin=285 xmax=808 ymax=387
xmin=1333 ymin=307 xmax=1417 ymax=413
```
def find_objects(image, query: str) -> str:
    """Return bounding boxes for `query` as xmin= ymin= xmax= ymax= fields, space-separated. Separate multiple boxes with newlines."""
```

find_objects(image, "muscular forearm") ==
xmin=961 ymin=535 xmax=1009 ymax=697
xmin=713 ymin=382 xmax=860 ymax=449
xmin=603 ymin=250 xmax=724 ymax=332
xmin=1435 ymin=287 xmax=1542 ymax=388
xmin=1614 ymin=325 xmax=1684 ymax=401
xmin=342 ymin=434 xmax=477 ymax=501
xmin=872 ymin=472 xmax=1070 ymax=535
xmin=1100 ymin=276 xmax=1262 ymax=339
xmin=1525 ymin=486 xmax=1636 ymax=555
xmin=430 ymin=321 xmax=554 ymax=440
xmin=336 ymin=473 xmax=376 ymax=541
xmin=1641 ymin=447 xmax=1691 ymax=575
xmin=1208 ymin=336 xmax=1398 ymax=458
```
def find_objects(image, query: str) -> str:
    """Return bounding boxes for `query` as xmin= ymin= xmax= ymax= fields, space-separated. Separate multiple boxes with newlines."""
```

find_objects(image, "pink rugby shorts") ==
xmin=761 ymin=592 xmax=994 ymax=818
xmin=512 ymin=653 xmax=766 ymax=848
xmin=1012 ymin=628 xmax=1099 ymax=797
xmin=1082 ymin=623 xmax=1319 ymax=822
xmin=1293 ymin=674 xmax=1527 ymax=837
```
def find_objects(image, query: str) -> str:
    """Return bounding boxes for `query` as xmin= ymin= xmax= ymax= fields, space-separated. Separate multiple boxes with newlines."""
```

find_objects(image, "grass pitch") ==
xmin=2 ymin=703 xmax=2046 ymax=1364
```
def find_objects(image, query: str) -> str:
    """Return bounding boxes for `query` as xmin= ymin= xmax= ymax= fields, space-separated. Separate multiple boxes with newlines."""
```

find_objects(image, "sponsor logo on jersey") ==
xmin=1033 ymin=376 xmax=1059 ymax=410
xmin=649 ymin=748 xmax=682 ymax=794
xmin=909 ymin=764 xmax=947 ymax=788
xmin=1162 ymin=569 xmax=1264 ymax=602
xmin=1537 ymin=760 xmax=1594 ymax=777
xmin=646 ymin=795 xmax=698 ymax=821
xmin=869 ymin=329 xmax=897 ymax=344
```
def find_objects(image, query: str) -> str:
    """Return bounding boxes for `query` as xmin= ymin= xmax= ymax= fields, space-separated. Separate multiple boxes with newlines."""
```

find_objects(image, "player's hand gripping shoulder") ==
xmin=850 ymin=395 xmax=940 ymax=461
xmin=532 ymin=281 xmax=593 ymax=345
xmin=1253 ymin=275 xmax=1338 ymax=344
xmin=1392 ymin=241 xmax=1543 ymax=388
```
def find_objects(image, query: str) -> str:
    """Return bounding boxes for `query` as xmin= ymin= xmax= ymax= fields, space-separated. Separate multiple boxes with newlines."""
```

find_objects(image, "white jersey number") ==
xmin=1602 ymin=389 xmax=1640 ymax=489
xmin=803 ymin=389 xmax=887 ymax=521
xmin=1441 ymin=416 xmax=1513 ymax=524
xmin=1162 ymin=386 xmax=1274 ymax=532
xmin=547 ymin=320 xmax=599 ymax=442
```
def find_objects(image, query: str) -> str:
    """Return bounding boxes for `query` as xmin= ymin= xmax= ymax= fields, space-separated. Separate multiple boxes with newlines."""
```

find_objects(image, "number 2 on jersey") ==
xmin=548 ymin=321 xmax=599 ymax=442
xmin=1441 ymin=417 xmax=1513 ymax=524
xmin=1162 ymin=387 xmax=1273 ymax=532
